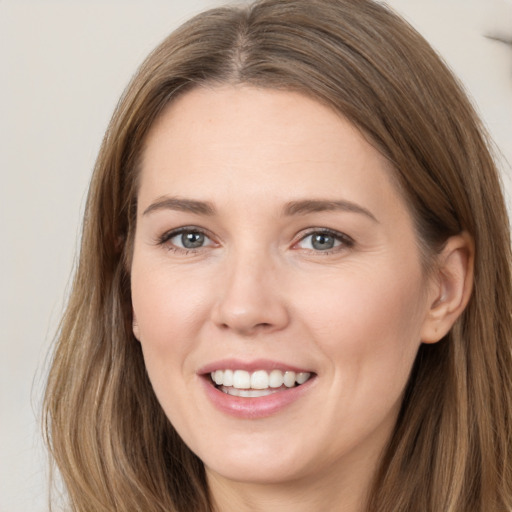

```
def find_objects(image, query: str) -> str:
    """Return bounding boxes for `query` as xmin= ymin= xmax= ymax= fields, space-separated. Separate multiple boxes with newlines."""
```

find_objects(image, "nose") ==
xmin=210 ymin=250 xmax=290 ymax=336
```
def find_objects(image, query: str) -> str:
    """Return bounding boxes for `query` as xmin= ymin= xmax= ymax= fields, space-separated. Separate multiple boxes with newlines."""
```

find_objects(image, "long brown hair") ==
xmin=43 ymin=1 xmax=512 ymax=510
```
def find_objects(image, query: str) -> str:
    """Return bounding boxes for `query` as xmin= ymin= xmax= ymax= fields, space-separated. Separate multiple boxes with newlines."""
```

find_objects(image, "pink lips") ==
xmin=198 ymin=358 xmax=312 ymax=375
xmin=198 ymin=358 xmax=316 ymax=419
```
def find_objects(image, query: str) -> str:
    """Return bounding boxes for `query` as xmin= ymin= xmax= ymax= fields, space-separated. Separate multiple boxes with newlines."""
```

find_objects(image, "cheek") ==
xmin=131 ymin=262 xmax=212 ymax=363
xmin=130 ymin=264 xmax=215 ymax=429
xmin=296 ymin=263 xmax=427 ymax=381
xmin=291 ymin=265 xmax=428 ymax=452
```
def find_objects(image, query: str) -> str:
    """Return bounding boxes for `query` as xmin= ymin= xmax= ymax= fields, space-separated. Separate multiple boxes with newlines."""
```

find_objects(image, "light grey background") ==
xmin=1 ymin=1 xmax=510 ymax=510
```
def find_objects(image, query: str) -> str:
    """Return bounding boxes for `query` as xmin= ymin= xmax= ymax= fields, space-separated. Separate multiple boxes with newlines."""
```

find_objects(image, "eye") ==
xmin=174 ymin=231 xmax=207 ymax=249
xmin=158 ymin=227 xmax=215 ymax=252
xmin=295 ymin=229 xmax=353 ymax=253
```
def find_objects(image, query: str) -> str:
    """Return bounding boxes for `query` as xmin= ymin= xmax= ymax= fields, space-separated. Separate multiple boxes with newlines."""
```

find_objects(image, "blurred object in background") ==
xmin=387 ymin=0 xmax=512 ymax=203
xmin=484 ymin=0 xmax=512 ymax=50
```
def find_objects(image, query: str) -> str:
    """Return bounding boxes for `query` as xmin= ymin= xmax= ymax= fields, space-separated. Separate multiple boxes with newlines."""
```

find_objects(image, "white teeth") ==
xmin=213 ymin=370 xmax=223 ymax=385
xmin=221 ymin=387 xmax=279 ymax=397
xmin=209 ymin=369 xmax=312 ymax=390
xmin=283 ymin=371 xmax=296 ymax=388
xmin=251 ymin=370 xmax=269 ymax=389
xmin=223 ymin=369 xmax=233 ymax=386
xmin=269 ymin=369 xmax=284 ymax=388
xmin=233 ymin=370 xmax=251 ymax=389
xmin=296 ymin=372 xmax=309 ymax=385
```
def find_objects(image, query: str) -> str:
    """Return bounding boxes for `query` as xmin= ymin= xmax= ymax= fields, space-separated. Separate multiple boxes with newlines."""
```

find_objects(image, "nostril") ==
xmin=218 ymin=321 xmax=273 ymax=334
xmin=211 ymin=290 xmax=290 ymax=334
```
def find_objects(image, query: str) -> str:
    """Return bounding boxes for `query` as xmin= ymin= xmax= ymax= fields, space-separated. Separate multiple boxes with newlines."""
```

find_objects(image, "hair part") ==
xmin=44 ymin=1 xmax=512 ymax=510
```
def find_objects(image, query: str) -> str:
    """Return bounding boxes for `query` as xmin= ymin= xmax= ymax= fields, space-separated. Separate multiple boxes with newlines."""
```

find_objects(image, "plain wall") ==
xmin=1 ymin=1 xmax=510 ymax=510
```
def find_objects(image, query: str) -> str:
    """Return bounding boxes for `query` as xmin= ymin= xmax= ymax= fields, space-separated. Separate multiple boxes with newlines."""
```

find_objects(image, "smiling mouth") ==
xmin=210 ymin=369 xmax=313 ymax=398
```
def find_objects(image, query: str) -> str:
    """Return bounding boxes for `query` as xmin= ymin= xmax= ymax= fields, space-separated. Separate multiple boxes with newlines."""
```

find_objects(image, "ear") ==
xmin=421 ymin=232 xmax=474 ymax=344
xmin=132 ymin=310 xmax=141 ymax=341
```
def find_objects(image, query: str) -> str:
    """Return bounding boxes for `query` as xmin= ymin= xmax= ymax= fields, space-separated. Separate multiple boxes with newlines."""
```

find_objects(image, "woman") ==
xmin=43 ymin=0 xmax=512 ymax=511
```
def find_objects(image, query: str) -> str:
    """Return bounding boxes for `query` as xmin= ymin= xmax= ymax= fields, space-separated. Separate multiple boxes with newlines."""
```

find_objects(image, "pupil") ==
xmin=312 ymin=233 xmax=334 ymax=250
xmin=182 ymin=232 xmax=204 ymax=248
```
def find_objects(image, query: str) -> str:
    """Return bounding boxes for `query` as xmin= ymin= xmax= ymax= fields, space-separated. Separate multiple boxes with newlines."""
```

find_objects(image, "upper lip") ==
xmin=198 ymin=358 xmax=314 ymax=375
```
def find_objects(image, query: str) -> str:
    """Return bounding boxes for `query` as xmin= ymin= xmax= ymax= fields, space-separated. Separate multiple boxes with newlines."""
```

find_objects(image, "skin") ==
xmin=131 ymin=86 xmax=473 ymax=512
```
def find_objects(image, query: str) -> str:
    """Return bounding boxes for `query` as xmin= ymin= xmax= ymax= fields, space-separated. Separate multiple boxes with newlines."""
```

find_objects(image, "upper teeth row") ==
xmin=210 ymin=369 xmax=311 ymax=389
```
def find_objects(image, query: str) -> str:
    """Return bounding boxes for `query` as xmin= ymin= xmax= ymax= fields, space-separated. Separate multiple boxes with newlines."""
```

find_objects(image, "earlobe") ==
xmin=421 ymin=232 xmax=474 ymax=344
xmin=132 ymin=310 xmax=141 ymax=341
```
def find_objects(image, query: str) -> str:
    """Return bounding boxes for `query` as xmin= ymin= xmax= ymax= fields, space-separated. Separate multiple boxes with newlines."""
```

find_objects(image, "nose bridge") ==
xmin=211 ymin=242 xmax=289 ymax=335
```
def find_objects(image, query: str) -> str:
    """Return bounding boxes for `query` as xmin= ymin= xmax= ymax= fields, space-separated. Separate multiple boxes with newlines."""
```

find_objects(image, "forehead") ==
xmin=144 ymin=85 xmax=379 ymax=159
xmin=138 ymin=85 xmax=405 ymax=220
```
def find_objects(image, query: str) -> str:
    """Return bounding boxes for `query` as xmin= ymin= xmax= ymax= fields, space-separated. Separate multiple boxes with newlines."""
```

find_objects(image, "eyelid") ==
xmin=155 ymin=225 xmax=353 ymax=255
xmin=293 ymin=228 xmax=354 ymax=253
xmin=156 ymin=226 xmax=217 ymax=252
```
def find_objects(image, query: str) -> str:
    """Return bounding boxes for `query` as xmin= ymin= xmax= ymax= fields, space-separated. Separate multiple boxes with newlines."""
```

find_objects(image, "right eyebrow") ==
xmin=283 ymin=198 xmax=378 ymax=223
xmin=142 ymin=196 xmax=216 ymax=216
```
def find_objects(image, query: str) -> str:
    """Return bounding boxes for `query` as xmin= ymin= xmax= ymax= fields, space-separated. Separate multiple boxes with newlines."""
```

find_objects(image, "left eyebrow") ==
xmin=283 ymin=199 xmax=379 ymax=223
xmin=142 ymin=196 xmax=216 ymax=216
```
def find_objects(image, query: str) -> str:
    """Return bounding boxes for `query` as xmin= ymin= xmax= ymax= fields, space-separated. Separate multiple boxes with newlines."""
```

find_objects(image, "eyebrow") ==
xmin=142 ymin=196 xmax=377 ymax=222
xmin=143 ymin=197 xmax=216 ymax=216
xmin=283 ymin=199 xmax=378 ymax=222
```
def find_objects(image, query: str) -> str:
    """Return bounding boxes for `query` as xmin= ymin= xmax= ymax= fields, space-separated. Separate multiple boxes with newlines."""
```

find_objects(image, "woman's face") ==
xmin=131 ymin=86 xmax=438 ymax=488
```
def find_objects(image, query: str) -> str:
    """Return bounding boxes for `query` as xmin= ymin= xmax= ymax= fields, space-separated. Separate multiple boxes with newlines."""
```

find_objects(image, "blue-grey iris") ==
xmin=182 ymin=232 xmax=205 ymax=248
xmin=312 ymin=233 xmax=335 ymax=250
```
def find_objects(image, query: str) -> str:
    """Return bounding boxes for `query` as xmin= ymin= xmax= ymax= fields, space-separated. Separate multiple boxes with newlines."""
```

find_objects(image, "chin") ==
xmin=189 ymin=428 xmax=316 ymax=485
xmin=204 ymin=455 xmax=309 ymax=486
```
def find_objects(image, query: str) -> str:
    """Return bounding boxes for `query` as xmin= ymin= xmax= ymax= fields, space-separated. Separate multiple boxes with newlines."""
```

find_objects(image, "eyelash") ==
xmin=294 ymin=228 xmax=355 ymax=255
xmin=156 ymin=227 xmax=354 ymax=255
xmin=157 ymin=226 xmax=214 ymax=254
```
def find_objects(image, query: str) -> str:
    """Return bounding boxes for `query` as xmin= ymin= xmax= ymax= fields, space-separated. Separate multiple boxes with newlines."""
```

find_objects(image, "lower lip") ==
xmin=200 ymin=376 xmax=316 ymax=419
